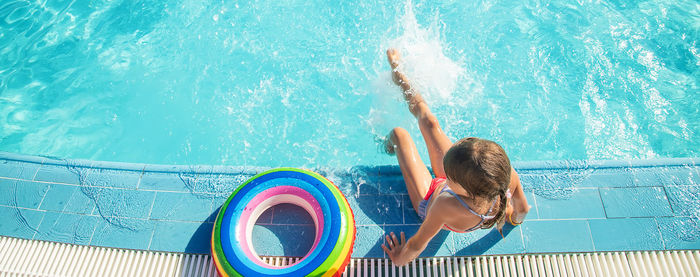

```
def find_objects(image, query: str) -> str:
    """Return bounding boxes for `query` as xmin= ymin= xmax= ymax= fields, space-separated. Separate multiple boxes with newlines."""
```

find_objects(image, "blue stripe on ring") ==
xmin=219 ymin=170 xmax=342 ymax=276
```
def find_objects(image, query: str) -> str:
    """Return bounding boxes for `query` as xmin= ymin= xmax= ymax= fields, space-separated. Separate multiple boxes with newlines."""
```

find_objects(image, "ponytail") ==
xmin=481 ymin=189 xmax=508 ymax=229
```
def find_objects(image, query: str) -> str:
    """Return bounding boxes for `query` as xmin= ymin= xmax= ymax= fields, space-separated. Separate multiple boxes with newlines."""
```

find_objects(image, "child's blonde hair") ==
xmin=443 ymin=137 xmax=511 ymax=228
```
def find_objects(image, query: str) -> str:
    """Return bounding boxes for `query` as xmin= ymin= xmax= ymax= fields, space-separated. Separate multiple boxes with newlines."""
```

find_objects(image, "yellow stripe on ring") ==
xmin=211 ymin=228 xmax=230 ymax=277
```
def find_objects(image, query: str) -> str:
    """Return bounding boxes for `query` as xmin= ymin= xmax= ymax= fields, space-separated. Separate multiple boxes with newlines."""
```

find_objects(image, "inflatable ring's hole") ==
xmin=242 ymin=190 xmax=324 ymax=269
xmin=253 ymin=204 xmax=316 ymax=266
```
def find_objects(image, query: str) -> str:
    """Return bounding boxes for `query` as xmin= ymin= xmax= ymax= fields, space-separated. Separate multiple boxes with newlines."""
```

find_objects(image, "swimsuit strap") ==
xmin=441 ymin=187 xmax=498 ymax=220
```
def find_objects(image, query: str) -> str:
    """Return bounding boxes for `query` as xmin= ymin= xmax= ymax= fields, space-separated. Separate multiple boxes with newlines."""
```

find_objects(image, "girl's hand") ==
xmin=381 ymin=232 xmax=408 ymax=266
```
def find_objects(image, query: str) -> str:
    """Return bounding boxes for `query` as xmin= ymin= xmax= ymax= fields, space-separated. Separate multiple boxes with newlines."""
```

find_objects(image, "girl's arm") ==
xmin=387 ymin=49 xmax=453 ymax=177
xmin=382 ymin=205 xmax=445 ymax=266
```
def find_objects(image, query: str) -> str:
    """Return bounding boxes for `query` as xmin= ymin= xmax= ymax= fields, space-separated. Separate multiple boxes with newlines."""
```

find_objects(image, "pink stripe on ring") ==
xmin=235 ymin=185 xmax=325 ymax=268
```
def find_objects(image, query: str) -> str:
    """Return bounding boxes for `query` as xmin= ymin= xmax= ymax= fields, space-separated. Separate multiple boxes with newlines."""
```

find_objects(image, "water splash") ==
xmin=67 ymin=165 xmax=137 ymax=230
xmin=520 ymin=165 xmax=593 ymax=200
xmin=179 ymin=167 xmax=251 ymax=197
xmin=385 ymin=0 xmax=466 ymax=102
xmin=315 ymin=166 xmax=371 ymax=199
xmin=5 ymin=179 xmax=43 ymax=234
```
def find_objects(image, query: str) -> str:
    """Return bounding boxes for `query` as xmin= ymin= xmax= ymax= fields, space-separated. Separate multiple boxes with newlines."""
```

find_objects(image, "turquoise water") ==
xmin=0 ymin=0 xmax=698 ymax=168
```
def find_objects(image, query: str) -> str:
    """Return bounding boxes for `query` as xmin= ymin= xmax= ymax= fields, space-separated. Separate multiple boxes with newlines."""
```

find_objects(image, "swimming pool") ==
xmin=1 ymin=0 xmax=698 ymax=168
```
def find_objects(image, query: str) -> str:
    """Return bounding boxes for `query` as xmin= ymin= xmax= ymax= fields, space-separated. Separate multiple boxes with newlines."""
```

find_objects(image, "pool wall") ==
xmin=0 ymin=151 xmax=698 ymax=257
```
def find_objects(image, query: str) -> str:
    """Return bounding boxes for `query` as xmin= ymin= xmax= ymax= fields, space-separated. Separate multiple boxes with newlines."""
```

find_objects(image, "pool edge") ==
xmin=1 ymin=151 xmax=698 ymax=174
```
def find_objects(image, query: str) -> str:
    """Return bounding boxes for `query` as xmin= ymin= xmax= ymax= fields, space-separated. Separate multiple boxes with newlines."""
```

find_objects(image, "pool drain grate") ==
xmin=0 ymin=236 xmax=698 ymax=276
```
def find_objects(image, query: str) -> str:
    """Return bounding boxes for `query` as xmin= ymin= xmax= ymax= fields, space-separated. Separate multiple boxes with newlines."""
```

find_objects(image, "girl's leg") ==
xmin=388 ymin=127 xmax=432 ymax=211
xmin=387 ymin=49 xmax=453 ymax=177
xmin=414 ymin=108 xmax=453 ymax=178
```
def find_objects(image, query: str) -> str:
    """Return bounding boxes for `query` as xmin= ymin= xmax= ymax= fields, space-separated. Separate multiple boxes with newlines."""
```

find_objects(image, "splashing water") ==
xmin=385 ymin=1 xmax=466 ymax=102
xmin=179 ymin=168 xmax=251 ymax=197
xmin=365 ymin=0 xmax=470 ymax=155
xmin=66 ymin=165 xmax=139 ymax=230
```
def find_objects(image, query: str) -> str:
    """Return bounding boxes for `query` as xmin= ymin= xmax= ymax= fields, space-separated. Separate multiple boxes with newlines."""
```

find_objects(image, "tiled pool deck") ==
xmin=0 ymin=152 xmax=698 ymax=258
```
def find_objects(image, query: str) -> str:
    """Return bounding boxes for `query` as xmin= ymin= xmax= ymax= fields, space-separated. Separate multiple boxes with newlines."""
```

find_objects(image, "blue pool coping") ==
xmin=0 ymin=151 xmax=698 ymax=258
xmin=2 ymin=151 xmax=697 ymax=173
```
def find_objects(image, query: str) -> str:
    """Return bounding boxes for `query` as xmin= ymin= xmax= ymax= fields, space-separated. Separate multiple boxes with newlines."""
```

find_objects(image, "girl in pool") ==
xmin=381 ymin=49 xmax=530 ymax=265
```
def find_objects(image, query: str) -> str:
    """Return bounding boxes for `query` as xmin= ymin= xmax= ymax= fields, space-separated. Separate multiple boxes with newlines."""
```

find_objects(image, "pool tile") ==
xmin=270 ymin=203 xmax=314 ymax=225
xmin=0 ymin=206 xmax=45 ymax=239
xmin=5 ymin=162 xmax=698 ymax=256
xmin=664 ymin=168 xmax=700 ymax=186
xmin=520 ymin=175 xmax=579 ymax=200
xmin=209 ymin=195 xmax=235 ymax=223
xmin=378 ymin=195 xmax=405 ymax=225
xmin=91 ymin=188 xmax=156 ymax=219
xmin=377 ymin=174 xmax=408 ymax=195
xmin=6 ymin=180 xmax=51 ymax=209
xmin=588 ymin=218 xmax=664 ymax=251
xmin=524 ymin=192 xmax=539 ymax=219
xmin=0 ymin=178 xmax=14 ymax=205
xmin=514 ymin=174 xmax=539 ymax=191
xmin=403 ymin=195 xmax=422 ymax=224
xmin=600 ymin=187 xmax=673 ymax=218
xmin=656 ymin=217 xmax=700 ymax=250
xmin=581 ymin=171 xmax=634 ymax=187
xmin=0 ymin=160 xmax=41 ymax=180
xmin=91 ymin=218 xmax=155 ymax=250
xmin=39 ymin=184 xmax=96 ymax=214
xmin=453 ymin=225 xmax=525 ymax=255
xmin=353 ymin=225 xmax=385 ymax=258
xmin=178 ymin=173 xmax=245 ymax=195
xmin=34 ymin=165 xmax=81 ymax=184
xmin=35 ymin=211 xmax=99 ymax=244
xmin=0 ymin=161 xmax=23 ymax=179
xmin=251 ymin=224 xmax=316 ymax=257
xmin=149 ymin=191 xmax=212 ymax=222
xmin=347 ymin=194 xmax=403 ymax=225
xmin=535 ymin=188 xmax=605 ymax=219
xmin=631 ymin=169 xmax=664 ymax=187
xmin=20 ymin=181 xmax=52 ymax=209
xmin=665 ymin=186 xmax=699 ymax=216
xmin=346 ymin=196 xmax=372 ymax=225
xmin=38 ymin=184 xmax=75 ymax=212
xmin=139 ymin=173 xmax=189 ymax=192
xmin=255 ymin=209 xmax=273 ymax=224
xmin=149 ymin=221 xmax=213 ymax=253
xmin=78 ymin=169 xmax=141 ymax=189
xmin=382 ymin=225 xmax=454 ymax=257
xmin=348 ymin=175 xmax=381 ymax=196
xmin=521 ymin=220 xmax=594 ymax=253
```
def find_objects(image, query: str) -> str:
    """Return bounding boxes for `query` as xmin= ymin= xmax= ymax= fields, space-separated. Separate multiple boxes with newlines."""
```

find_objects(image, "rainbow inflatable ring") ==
xmin=211 ymin=168 xmax=356 ymax=277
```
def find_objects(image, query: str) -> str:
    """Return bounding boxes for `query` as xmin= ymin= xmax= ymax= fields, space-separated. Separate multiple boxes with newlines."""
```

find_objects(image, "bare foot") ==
xmin=386 ymin=49 xmax=409 ymax=86
xmin=387 ymin=48 xmax=401 ymax=69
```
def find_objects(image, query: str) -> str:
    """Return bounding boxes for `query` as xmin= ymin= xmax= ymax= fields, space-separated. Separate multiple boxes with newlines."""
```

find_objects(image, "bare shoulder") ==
xmin=432 ymin=194 xmax=470 ymax=216
xmin=429 ymin=195 xmax=468 ymax=219
xmin=509 ymin=167 xmax=521 ymax=190
xmin=423 ymin=195 xmax=458 ymax=224
xmin=430 ymin=193 xmax=484 ymax=231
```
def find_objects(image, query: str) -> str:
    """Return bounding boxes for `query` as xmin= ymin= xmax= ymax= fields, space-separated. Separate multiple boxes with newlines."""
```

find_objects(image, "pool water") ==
xmin=1 ymin=0 xmax=698 ymax=168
